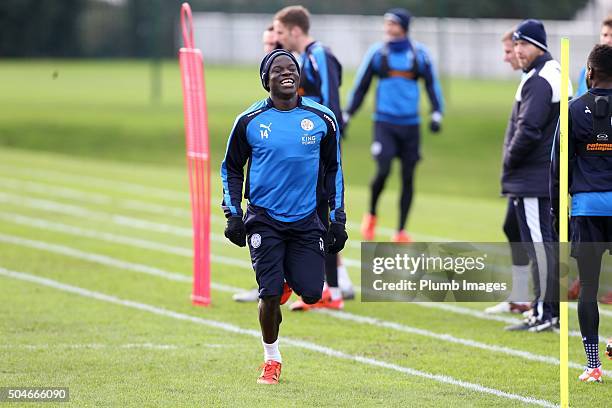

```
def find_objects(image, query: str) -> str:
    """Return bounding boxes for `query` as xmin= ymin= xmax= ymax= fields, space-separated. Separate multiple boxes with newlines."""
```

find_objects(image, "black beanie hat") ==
xmin=384 ymin=8 xmax=412 ymax=33
xmin=513 ymin=19 xmax=547 ymax=52
xmin=259 ymin=49 xmax=301 ymax=91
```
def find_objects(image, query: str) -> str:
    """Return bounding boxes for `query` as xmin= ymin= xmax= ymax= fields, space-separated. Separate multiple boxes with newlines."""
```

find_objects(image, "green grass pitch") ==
xmin=0 ymin=60 xmax=610 ymax=406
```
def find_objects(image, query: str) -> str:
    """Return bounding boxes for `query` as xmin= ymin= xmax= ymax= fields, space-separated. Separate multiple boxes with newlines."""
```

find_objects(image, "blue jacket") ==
xmin=299 ymin=41 xmax=344 ymax=131
xmin=221 ymin=97 xmax=345 ymax=224
xmin=345 ymin=38 xmax=444 ymax=125
xmin=550 ymin=88 xmax=612 ymax=214
xmin=502 ymin=53 xmax=572 ymax=197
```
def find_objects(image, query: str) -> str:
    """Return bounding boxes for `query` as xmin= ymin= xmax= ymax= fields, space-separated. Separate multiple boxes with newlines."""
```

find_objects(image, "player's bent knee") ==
xmin=302 ymin=295 xmax=320 ymax=305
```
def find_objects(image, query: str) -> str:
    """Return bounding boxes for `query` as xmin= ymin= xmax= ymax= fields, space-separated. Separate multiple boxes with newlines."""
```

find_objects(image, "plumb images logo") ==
xmin=360 ymin=242 xmax=530 ymax=302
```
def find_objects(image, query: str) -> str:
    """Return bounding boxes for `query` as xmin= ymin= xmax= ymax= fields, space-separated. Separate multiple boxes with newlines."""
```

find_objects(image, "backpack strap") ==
xmin=379 ymin=40 xmax=419 ymax=80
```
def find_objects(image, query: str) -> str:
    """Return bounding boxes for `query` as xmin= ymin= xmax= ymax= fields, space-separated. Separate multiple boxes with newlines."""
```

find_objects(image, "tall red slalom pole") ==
xmin=179 ymin=2 xmax=211 ymax=306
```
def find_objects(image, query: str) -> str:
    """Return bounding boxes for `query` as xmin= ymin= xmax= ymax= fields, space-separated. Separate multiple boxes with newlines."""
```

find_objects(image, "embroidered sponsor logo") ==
xmin=586 ymin=143 xmax=612 ymax=151
xmin=302 ymin=134 xmax=317 ymax=145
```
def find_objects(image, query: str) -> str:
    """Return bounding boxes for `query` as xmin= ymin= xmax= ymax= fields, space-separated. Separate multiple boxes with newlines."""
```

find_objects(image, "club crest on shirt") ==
xmin=250 ymin=233 xmax=262 ymax=248
xmin=301 ymin=118 xmax=314 ymax=131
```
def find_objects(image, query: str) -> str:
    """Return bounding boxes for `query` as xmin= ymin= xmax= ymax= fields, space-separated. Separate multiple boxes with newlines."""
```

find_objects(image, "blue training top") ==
xmin=221 ymin=97 xmax=345 ymax=224
xmin=345 ymin=37 xmax=444 ymax=125
xmin=299 ymin=41 xmax=343 ymax=131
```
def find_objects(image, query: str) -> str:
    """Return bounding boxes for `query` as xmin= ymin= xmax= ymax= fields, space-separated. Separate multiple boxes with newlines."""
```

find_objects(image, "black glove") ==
xmin=429 ymin=120 xmax=441 ymax=133
xmin=326 ymin=222 xmax=348 ymax=254
xmin=429 ymin=112 xmax=442 ymax=133
xmin=224 ymin=216 xmax=246 ymax=247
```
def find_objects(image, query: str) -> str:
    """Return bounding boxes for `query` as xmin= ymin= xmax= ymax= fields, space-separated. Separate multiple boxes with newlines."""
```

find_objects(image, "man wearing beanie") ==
xmin=344 ymin=8 xmax=444 ymax=243
xmin=503 ymin=19 xmax=572 ymax=332
xmin=221 ymin=50 xmax=347 ymax=384
xmin=273 ymin=5 xmax=353 ymax=310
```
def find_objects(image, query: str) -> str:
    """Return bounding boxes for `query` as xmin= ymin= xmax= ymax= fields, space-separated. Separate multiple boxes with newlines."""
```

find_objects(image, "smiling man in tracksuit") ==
xmin=344 ymin=8 xmax=444 ymax=243
xmin=221 ymin=49 xmax=347 ymax=384
xmin=502 ymin=20 xmax=572 ymax=332
xmin=551 ymin=44 xmax=612 ymax=382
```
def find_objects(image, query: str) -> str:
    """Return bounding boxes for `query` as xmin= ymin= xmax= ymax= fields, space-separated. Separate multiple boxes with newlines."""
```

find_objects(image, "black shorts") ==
xmin=570 ymin=216 xmax=612 ymax=258
xmin=371 ymin=121 xmax=420 ymax=163
xmin=244 ymin=205 xmax=326 ymax=299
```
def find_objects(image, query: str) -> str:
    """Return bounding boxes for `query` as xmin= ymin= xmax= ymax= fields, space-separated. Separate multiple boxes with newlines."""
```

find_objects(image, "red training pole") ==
xmin=179 ymin=2 xmax=211 ymax=306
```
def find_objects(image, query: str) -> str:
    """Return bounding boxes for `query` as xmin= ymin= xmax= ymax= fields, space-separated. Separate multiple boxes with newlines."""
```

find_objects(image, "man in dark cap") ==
xmin=344 ymin=8 xmax=444 ymax=243
xmin=221 ymin=49 xmax=347 ymax=384
xmin=503 ymin=19 xmax=573 ymax=332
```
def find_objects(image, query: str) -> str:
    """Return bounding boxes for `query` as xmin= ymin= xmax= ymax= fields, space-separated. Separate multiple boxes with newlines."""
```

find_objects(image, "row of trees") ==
xmin=0 ymin=0 xmax=591 ymax=57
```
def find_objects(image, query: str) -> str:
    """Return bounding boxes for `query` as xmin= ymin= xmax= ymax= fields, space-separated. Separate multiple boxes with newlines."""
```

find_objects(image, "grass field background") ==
xmin=0 ymin=60 xmax=610 ymax=406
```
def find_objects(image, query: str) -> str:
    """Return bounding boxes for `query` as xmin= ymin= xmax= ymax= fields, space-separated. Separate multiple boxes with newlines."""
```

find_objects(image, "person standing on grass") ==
xmin=567 ymin=16 xmax=612 ymax=306
xmin=485 ymin=28 xmax=532 ymax=316
xmin=551 ymin=44 xmax=612 ymax=382
xmin=221 ymin=49 xmax=347 ymax=384
xmin=273 ymin=5 xmax=354 ymax=310
xmin=502 ymin=19 xmax=572 ymax=333
xmin=343 ymin=8 xmax=444 ymax=243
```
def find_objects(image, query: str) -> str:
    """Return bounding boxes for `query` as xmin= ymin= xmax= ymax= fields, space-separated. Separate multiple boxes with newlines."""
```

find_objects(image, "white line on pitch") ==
xmin=0 ymin=177 xmax=191 ymax=218
xmin=0 ymin=166 xmax=187 ymax=202
xmin=2 ymin=210 xmax=610 ymax=341
xmin=0 ymin=191 xmax=362 ymax=259
xmin=0 ymin=232 xmax=245 ymax=293
xmin=0 ymin=174 xmax=446 ymax=243
xmin=0 ymin=343 xmax=182 ymax=350
xmin=0 ymin=228 xmax=605 ymax=377
xmin=0 ymin=267 xmax=558 ymax=408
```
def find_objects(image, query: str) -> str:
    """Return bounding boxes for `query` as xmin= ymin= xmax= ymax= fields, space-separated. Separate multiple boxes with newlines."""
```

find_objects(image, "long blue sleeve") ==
xmin=418 ymin=45 xmax=444 ymax=114
xmin=220 ymin=115 xmax=251 ymax=219
xmin=345 ymin=45 xmax=378 ymax=116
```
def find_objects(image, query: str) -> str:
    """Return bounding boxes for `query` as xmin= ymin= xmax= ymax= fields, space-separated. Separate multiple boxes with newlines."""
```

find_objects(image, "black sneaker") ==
xmin=528 ymin=317 xmax=559 ymax=333
xmin=505 ymin=316 xmax=538 ymax=331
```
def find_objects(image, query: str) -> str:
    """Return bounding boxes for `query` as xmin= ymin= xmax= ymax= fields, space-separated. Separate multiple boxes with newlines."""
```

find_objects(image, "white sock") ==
xmin=329 ymin=287 xmax=342 ymax=300
xmin=508 ymin=264 xmax=530 ymax=302
xmin=337 ymin=264 xmax=353 ymax=290
xmin=262 ymin=338 xmax=281 ymax=363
